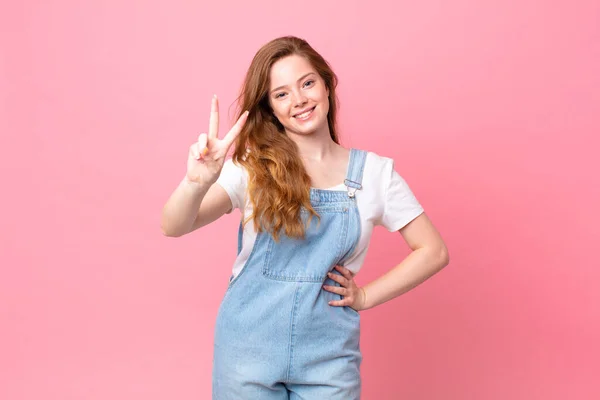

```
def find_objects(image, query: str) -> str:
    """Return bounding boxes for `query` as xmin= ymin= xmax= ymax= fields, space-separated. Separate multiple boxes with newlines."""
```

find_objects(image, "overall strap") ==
xmin=344 ymin=148 xmax=368 ymax=198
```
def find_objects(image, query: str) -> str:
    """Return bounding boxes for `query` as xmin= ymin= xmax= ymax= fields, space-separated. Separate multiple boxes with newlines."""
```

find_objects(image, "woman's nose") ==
xmin=291 ymin=90 xmax=308 ymax=106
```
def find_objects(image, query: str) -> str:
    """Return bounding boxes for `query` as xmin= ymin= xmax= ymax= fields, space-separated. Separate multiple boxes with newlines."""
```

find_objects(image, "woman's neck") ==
xmin=286 ymin=126 xmax=340 ymax=161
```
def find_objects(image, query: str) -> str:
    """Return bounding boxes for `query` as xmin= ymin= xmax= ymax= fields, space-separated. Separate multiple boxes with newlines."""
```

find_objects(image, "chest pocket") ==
xmin=261 ymin=204 xmax=360 ymax=282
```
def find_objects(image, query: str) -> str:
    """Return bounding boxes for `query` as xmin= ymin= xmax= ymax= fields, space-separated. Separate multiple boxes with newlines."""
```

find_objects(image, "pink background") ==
xmin=2 ymin=1 xmax=599 ymax=399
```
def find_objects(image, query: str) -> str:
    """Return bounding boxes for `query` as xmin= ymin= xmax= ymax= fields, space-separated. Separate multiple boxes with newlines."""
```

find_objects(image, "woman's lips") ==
xmin=293 ymin=106 xmax=316 ymax=120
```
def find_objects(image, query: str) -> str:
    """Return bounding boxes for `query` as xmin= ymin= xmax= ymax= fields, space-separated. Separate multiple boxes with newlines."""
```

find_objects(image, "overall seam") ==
xmin=286 ymin=283 xmax=301 ymax=383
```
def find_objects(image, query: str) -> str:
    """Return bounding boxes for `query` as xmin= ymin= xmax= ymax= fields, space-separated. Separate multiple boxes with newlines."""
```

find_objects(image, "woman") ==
xmin=161 ymin=36 xmax=449 ymax=399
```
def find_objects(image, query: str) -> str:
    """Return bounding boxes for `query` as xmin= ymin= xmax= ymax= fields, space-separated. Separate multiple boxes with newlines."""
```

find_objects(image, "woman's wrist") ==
xmin=360 ymin=287 xmax=369 ymax=310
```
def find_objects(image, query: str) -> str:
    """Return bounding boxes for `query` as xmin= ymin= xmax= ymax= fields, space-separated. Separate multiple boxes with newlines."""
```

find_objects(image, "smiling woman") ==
xmin=230 ymin=39 xmax=344 ymax=242
xmin=271 ymin=67 xmax=325 ymax=125
xmin=160 ymin=35 xmax=449 ymax=399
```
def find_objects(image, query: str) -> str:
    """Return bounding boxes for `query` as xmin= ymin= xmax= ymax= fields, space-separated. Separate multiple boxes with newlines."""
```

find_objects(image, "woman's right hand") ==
xmin=186 ymin=95 xmax=249 ymax=186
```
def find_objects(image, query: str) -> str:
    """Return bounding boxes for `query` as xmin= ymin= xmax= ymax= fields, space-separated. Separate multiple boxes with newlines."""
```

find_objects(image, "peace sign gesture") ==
xmin=186 ymin=95 xmax=249 ymax=186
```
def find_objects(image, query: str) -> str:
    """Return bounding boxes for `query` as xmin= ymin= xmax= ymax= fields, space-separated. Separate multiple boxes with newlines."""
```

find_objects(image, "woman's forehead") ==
xmin=269 ymin=55 xmax=316 ymax=87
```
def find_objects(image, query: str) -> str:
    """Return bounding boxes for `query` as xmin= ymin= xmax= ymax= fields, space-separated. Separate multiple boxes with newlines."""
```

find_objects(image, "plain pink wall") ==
xmin=2 ymin=1 xmax=599 ymax=399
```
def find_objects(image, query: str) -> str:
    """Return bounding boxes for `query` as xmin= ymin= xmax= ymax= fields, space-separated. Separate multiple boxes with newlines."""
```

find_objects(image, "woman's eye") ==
xmin=275 ymin=93 xmax=286 ymax=99
xmin=304 ymin=80 xmax=315 ymax=87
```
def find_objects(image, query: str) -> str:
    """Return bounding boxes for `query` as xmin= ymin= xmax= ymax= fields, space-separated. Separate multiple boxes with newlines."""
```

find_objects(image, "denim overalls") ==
xmin=212 ymin=149 xmax=366 ymax=399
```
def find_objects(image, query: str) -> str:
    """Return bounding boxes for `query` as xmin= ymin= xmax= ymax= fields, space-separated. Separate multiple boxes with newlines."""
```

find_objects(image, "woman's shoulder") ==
xmin=220 ymin=156 xmax=249 ymax=182
xmin=342 ymin=148 xmax=394 ymax=191
xmin=352 ymin=148 xmax=394 ymax=172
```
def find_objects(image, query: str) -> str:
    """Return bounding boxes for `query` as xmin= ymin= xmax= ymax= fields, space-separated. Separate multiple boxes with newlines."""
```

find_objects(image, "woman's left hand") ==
xmin=322 ymin=265 xmax=366 ymax=312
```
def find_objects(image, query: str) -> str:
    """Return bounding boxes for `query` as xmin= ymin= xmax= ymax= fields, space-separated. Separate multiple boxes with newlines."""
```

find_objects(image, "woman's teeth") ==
xmin=294 ymin=107 xmax=314 ymax=120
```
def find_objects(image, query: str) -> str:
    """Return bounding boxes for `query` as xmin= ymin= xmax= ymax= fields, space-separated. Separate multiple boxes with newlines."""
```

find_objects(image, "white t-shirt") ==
xmin=216 ymin=151 xmax=424 ymax=280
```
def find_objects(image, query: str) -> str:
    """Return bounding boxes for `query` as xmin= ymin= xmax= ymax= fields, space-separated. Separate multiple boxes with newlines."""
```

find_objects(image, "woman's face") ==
xmin=268 ymin=54 xmax=330 ymax=136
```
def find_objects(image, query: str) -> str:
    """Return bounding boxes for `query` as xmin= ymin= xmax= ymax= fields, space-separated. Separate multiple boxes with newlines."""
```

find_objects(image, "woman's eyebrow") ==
xmin=270 ymin=72 xmax=316 ymax=93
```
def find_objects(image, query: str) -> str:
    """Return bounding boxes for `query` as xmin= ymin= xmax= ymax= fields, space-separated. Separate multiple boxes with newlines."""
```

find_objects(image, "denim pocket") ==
xmin=262 ymin=207 xmax=351 ymax=282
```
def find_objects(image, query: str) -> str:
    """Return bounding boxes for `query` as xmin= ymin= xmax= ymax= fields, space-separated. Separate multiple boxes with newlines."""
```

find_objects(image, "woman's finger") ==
xmin=197 ymin=133 xmax=208 ymax=158
xmin=190 ymin=144 xmax=200 ymax=160
xmin=223 ymin=110 xmax=249 ymax=147
xmin=335 ymin=265 xmax=354 ymax=280
xmin=328 ymin=299 xmax=353 ymax=307
xmin=208 ymin=95 xmax=219 ymax=141
xmin=326 ymin=271 xmax=347 ymax=286
xmin=322 ymin=284 xmax=348 ymax=296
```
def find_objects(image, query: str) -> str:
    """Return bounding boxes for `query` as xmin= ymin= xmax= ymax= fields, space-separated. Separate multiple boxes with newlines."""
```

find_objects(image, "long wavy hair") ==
xmin=231 ymin=36 xmax=340 ymax=242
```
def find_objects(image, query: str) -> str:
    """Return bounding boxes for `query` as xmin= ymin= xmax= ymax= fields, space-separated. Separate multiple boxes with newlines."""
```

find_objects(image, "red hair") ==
xmin=231 ymin=36 xmax=340 ymax=241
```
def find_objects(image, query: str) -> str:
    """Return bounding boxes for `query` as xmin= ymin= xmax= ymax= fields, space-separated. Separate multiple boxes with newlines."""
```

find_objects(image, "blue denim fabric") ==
xmin=212 ymin=149 xmax=367 ymax=399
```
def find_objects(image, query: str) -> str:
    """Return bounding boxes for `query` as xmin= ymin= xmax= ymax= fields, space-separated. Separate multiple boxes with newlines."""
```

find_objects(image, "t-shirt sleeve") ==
xmin=379 ymin=159 xmax=424 ymax=232
xmin=215 ymin=158 xmax=246 ymax=214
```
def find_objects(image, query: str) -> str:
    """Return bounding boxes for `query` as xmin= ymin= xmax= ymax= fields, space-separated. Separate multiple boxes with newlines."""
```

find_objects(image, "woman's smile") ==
xmin=293 ymin=106 xmax=316 ymax=121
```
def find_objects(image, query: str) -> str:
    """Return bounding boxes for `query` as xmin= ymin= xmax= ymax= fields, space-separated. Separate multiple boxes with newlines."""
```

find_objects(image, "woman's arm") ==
xmin=161 ymin=96 xmax=248 ymax=237
xmin=160 ymin=178 xmax=232 ymax=237
xmin=361 ymin=212 xmax=450 ymax=310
